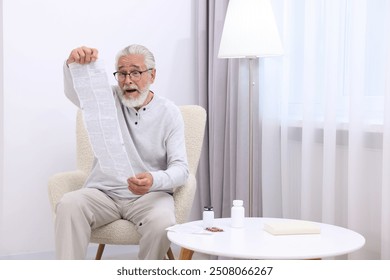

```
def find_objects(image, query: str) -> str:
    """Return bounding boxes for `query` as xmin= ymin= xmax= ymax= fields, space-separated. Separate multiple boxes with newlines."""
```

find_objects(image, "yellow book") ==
xmin=264 ymin=221 xmax=321 ymax=235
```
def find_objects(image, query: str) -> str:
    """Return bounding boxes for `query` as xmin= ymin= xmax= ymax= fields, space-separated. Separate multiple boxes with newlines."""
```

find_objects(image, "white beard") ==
xmin=119 ymin=86 xmax=150 ymax=108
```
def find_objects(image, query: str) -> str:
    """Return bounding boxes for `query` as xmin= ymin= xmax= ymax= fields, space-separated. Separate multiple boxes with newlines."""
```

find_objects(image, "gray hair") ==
xmin=115 ymin=44 xmax=155 ymax=70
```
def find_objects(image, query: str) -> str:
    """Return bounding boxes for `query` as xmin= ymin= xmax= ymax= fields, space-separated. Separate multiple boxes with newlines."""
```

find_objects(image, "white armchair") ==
xmin=48 ymin=105 xmax=206 ymax=259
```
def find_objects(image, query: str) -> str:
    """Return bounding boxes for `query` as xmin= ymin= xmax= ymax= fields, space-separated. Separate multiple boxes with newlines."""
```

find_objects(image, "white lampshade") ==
xmin=218 ymin=0 xmax=283 ymax=58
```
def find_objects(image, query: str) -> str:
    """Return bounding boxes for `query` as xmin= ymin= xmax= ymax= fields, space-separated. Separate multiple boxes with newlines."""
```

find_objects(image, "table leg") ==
xmin=179 ymin=247 xmax=194 ymax=260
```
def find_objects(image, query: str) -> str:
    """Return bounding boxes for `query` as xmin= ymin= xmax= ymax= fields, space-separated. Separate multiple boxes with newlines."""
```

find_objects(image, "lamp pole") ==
xmin=248 ymin=57 xmax=255 ymax=217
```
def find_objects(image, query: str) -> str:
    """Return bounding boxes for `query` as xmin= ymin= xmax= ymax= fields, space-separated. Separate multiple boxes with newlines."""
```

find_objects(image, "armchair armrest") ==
xmin=48 ymin=170 xmax=88 ymax=213
xmin=173 ymin=174 xmax=197 ymax=224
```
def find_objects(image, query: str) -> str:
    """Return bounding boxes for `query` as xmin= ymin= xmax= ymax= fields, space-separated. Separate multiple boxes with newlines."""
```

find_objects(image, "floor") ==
xmin=96 ymin=244 xmax=211 ymax=260
xmin=0 ymin=244 xmax=211 ymax=260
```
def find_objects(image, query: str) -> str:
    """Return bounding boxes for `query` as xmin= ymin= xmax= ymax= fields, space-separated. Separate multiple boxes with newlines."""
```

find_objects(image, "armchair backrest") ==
xmin=76 ymin=110 xmax=94 ymax=173
xmin=179 ymin=105 xmax=207 ymax=175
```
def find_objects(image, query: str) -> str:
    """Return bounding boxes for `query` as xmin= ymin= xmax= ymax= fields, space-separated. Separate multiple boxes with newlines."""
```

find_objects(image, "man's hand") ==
xmin=127 ymin=172 xmax=153 ymax=195
xmin=66 ymin=46 xmax=98 ymax=66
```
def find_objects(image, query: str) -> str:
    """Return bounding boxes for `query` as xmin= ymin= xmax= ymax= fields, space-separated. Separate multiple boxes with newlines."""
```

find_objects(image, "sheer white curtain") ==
xmin=261 ymin=0 xmax=390 ymax=259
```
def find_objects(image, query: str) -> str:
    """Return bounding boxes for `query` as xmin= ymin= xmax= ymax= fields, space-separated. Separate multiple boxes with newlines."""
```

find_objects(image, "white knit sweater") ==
xmin=63 ymin=63 xmax=189 ymax=199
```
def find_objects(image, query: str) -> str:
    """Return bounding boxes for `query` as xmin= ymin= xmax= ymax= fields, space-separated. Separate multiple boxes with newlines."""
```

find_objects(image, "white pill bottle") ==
xmin=203 ymin=206 xmax=214 ymax=228
xmin=231 ymin=200 xmax=245 ymax=228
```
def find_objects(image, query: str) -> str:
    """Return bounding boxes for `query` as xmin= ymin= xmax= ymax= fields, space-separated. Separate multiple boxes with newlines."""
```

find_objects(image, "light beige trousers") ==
xmin=55 ymin=188 xmax=175 ymax=260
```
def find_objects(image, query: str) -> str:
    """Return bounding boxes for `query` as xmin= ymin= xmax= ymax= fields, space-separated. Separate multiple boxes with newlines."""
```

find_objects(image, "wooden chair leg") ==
xmin=179 ymin=247 xmax=194 ymax=260
xmin=95 ymin=244 xmax=105 ymax=260
xmin=166 ymin=246 xmax=175 ymax=260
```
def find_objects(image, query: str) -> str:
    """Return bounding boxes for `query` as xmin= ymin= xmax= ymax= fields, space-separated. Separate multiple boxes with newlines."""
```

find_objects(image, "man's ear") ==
xmin=150 ymin=68 xmax=156 ymax=83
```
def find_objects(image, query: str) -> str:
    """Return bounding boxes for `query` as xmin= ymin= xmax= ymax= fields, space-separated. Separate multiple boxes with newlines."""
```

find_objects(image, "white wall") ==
xmin=0 ymin=0 xmax=197 ymax=257
xmin=0 ymin=0 xmax=4 ymax=255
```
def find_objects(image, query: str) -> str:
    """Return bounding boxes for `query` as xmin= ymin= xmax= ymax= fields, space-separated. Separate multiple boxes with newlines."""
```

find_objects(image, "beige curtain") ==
xmin=193 ymin=0 xmax=262 ymax=219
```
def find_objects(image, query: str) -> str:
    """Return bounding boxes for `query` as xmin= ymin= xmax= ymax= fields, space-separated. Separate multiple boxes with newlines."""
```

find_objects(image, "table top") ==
xmin=167 ymin=217 xmax=365 ymax=259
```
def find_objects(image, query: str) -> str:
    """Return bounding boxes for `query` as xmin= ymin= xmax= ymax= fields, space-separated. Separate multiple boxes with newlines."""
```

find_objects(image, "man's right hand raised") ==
xmin=66 ymin=46 xmax=99 ymax=66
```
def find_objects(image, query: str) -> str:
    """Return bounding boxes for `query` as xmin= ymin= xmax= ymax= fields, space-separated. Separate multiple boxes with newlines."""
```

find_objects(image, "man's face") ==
xmin=117 ymin=54 xmax=156 ymax=105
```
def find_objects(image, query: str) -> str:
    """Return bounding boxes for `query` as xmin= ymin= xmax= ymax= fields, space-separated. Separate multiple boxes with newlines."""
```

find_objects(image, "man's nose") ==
xmin=124 ymin=74 xmax=133 ymax=84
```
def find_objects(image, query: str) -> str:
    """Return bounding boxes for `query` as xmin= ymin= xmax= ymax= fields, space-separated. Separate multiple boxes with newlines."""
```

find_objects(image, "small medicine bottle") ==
xmin=231 ymin=200 xmax=245 ymax=228
xmin=203 ymin=206 xmax=214 ymax=229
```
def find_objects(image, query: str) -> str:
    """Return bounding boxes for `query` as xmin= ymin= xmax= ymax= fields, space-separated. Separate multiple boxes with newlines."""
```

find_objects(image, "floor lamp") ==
xmin=218 ymin=0 xmax=283 ymax=217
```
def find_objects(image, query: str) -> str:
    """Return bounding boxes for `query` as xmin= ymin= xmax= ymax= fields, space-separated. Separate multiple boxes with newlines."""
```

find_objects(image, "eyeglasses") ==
xmin=113 ymin=69 xmax=153 ymax=82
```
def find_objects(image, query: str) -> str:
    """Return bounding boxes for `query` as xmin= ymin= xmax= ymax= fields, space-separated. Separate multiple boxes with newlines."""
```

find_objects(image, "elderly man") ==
xmin=55 ymin=44 xmax=189 ymax=259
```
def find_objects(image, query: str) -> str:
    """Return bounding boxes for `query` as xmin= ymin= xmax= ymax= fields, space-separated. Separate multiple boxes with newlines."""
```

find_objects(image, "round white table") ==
xmin=167 ymin=217 xmax=365 ymax=260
